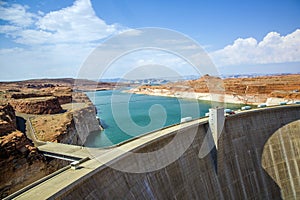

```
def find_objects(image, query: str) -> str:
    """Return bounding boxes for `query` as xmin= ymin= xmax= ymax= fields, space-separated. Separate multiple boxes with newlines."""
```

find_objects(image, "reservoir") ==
xmin=85 ymin=90 xmax=242 ymax=147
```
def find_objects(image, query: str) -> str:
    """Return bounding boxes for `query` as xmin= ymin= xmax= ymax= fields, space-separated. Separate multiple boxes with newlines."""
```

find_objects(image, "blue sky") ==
xmin=0 ymin=0 xmax=300 ymax=80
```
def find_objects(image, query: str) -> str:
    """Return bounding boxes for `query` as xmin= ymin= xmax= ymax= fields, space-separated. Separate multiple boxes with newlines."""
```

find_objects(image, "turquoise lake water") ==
xmin=85 ymin=90 xmax=243 ymax=148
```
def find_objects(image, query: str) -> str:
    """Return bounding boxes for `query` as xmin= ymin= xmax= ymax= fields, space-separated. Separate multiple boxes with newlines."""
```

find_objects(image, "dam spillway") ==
xmin=12 ymin=105 xmax=300 ymax=199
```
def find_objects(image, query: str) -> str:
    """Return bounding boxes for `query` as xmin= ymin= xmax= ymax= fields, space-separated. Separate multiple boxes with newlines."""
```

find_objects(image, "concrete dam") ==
xmin=11 ymin=105 xmax=300 ymax=199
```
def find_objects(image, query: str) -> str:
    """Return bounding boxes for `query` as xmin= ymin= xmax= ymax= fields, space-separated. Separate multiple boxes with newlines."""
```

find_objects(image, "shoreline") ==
xmin=125 ymin=88 xmax=299 ymax=106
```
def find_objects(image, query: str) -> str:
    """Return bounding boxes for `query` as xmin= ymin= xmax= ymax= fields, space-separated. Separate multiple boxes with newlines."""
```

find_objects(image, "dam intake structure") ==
xmin=8 ymin=105 xmax=300 ymax=199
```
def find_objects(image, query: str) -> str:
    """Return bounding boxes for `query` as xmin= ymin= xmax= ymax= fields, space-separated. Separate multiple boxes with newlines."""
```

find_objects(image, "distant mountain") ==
xmin=0 ymin=78 xmax=117 ymax=91
xmin=220 ymin=72 xmax=298 ymax=79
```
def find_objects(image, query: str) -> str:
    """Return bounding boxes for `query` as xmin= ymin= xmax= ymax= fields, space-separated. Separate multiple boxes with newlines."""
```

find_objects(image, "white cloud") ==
xmin=0 ymin=1 xmax=38 ymax=27
xmin=0 ymin=0 xmax=125 ymax=80
xmin=34 ymin=0 xmax=119 ymax=44
xmin=0 ymin=0 xmax=121 ymax=45
xmin=211 ymin=29 xmax=300 ymax=66
xmin=0 ymin=25 xmax=20 ymax=35
xmin=1 ymin=0 xmax=299 ymax=80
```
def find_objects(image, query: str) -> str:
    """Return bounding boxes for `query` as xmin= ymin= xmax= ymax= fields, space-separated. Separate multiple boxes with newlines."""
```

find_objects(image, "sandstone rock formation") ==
xmin=0 ymin=130 xmax=45 ymax=197
xmin=72 ymin=104 xmax=101 ymax=144
xmin=0 ymin=80 xmax=104 ymax=197
xmin=0 ymin=81 xmax=100 ymax=145
xmin=0 ymin=102 xmax=69 ymax=197
xmin=31 ymin=103 xmax=100 ymax=145
xmin=131 ymin=74 xmax=300 ymax=105
xmin=0 ymin=129 xmax=68 ymax=197
xmin=0 ymin=104 xmax=42 ymax=197
xmin=10 ymin=97 xmax=63 ymax=114
xmin=49 ymin=86 xmax=73 ymax=104
xmin=9 ymin=92 xmax=52 ymax=99
xmin=0 ymin=103 xmax=16 ymax=136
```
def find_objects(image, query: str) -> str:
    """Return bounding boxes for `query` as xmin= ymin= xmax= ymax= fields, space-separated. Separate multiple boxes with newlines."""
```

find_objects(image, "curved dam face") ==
xmin=262 ymin=119 xmax=300 ymax=199
xmin=14 ymin=105 xmax=300 ymax=199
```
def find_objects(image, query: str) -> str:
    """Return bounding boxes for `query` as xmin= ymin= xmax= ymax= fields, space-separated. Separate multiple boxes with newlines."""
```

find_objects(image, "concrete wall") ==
xmin=262 ymin=120 xmax=300 ymax=199
xmin=53 ymin=107 xmax=300 ymax=199
xmin=54 ymin=106 xmax=300 ymax=200
xmin=216 ymin=107 xmax=300 ymax=199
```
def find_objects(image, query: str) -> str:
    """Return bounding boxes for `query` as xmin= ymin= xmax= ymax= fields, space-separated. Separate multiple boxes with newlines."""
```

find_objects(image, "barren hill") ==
xmin=129 ymin=74 xmax=300 ymax=105
xmin=0 ymin=78 xmax=117 ymax=91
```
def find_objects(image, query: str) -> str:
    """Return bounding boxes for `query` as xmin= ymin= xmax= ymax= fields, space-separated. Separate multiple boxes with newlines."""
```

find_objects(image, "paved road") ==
xmin=38 ymin=142 xmax=110 ymax=159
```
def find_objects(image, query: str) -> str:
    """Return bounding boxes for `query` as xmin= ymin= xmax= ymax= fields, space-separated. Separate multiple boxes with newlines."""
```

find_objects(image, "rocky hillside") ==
xmin=223 ymin=74 xmax=300 ymax=96
xmin=0 ymin=104 xmax=17 ymax=135
xmin=0 ymin=79 xmax=103 ymax=197
xmin=0 ymin=79 xmax=101 ymax=143
xmin=10 ymin=97 xmax=63 ymax=114
xmin=0 ymin=103 xmax=68 ymax=197
xmin=0 ymin=130 xmax=68 ymax=197
xmin=132 ymin=74 xmax=300 ymax=105
xmin=158 ymin=74 xmax=300 ymax=95
xmin=30 ymin=103 xmax=100 ymax=145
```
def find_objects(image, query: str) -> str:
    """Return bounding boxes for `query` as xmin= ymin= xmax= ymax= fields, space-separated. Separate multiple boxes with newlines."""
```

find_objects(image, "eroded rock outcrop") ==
xmin=50 ymin=86 xmax=73 ymax=104
xmin=0 ymin=103 xmax=69 ymax=198
xmin=0 ymin=81 xmax=104 ymax=197
xmin=0 ymin=130 xmax=68 ymax=197
xmin=31 ymin=103 xmax=100 ymax=145
xmin=0 ymin=103 xmax=16 ymax=136
xmin=10 ymin=96 xmax=63 ymax=114
xmin=0 ymin=104 xmax=43 ymax=197
xmin=72 ymin=104 xmax=101 ymax=144
xmin=2 ymin=86 xmax=73 ymax=113
xmin=0 ymin=130 xmax=46 ymax=197
xmin=55 ymin=95 xmax=73 ymax=105
xmin=10 ymin=92 xmax=52 ymax=99
xmin=131 ymin=74 xmax=300 ymax=105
